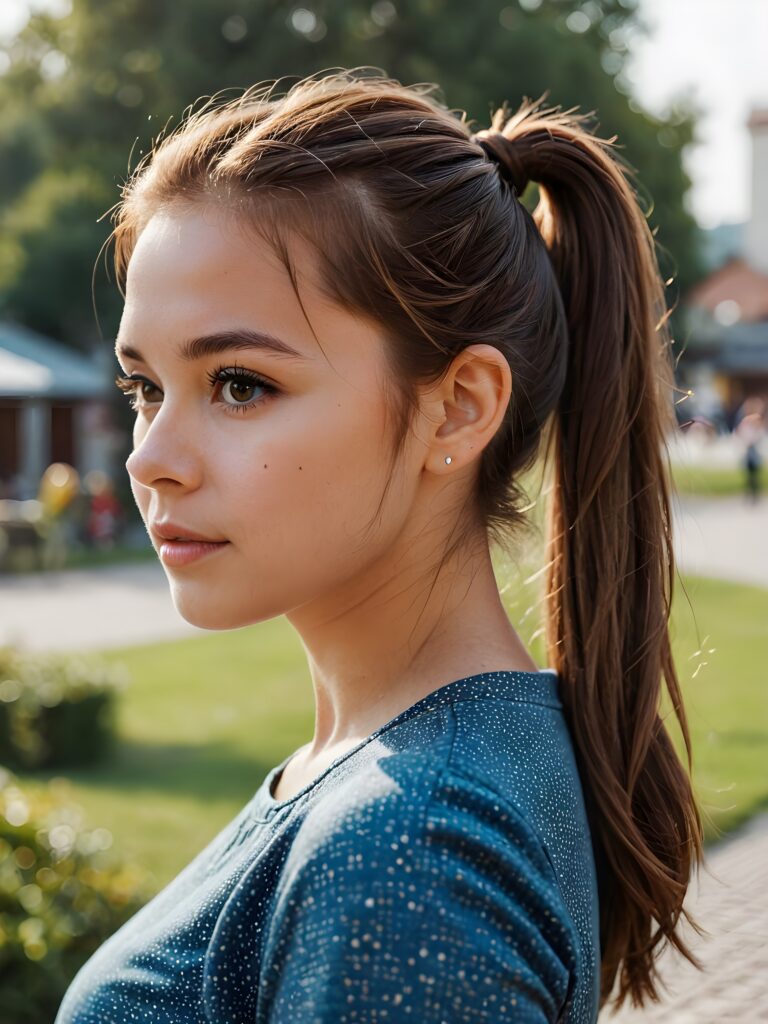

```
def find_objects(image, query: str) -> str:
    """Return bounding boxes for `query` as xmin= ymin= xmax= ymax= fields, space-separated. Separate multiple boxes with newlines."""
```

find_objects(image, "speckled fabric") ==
xmin=54 ymin=669 xmax=600 ymax=1023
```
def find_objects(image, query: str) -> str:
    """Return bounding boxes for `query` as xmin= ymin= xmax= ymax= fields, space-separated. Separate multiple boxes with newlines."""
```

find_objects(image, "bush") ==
xmin=0 ymin=646 xmax=129 ymax=771
xmin=0 ymin=767 xmax=153 ymax=1024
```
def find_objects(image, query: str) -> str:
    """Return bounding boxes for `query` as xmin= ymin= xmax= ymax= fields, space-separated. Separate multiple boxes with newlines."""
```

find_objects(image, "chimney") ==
xmin=745 ymin=108 xmax=768 ymax=274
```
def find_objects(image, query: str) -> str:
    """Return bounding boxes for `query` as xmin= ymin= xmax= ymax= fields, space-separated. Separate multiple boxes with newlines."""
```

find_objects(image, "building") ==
xmin=0 ymin=320 xmax=121 ymax=499
xmin=680 ymin=108 xmax=768 ymax=426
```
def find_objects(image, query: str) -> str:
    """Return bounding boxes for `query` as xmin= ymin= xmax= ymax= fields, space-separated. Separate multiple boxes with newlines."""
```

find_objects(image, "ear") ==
xmin=424 ymin=344 xmax=512 ymax=473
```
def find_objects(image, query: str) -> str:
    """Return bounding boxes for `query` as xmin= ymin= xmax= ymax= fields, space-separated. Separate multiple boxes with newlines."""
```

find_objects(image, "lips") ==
xmin=157 ymin=536 xmax=230 ymax=568
xmin=150 ymin=520 xmax=227 ymax=543
xmin=162 ymin=538 xmax=227 ymax=544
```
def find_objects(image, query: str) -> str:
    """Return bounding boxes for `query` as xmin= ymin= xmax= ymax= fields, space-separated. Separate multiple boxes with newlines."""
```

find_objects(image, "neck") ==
xmin=285 ymin=531 xmax=538 ymax=760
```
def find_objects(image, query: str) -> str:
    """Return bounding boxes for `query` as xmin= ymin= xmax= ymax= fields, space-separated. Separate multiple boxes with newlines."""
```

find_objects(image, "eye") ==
xmin=113 ymin=365 xmax=280 ymax=416
xmin=114 ymin=374 xmax=162 ymax=410
xmin=205 ymin=363 xmax=280 ymax=414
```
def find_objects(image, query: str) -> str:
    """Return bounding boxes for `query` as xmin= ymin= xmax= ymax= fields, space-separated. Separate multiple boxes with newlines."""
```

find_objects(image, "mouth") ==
xmin=161 ymin=538 xmax=229 ymax=545
xmin=162 ymin=536 xmax=227 ymax=543
xmin=157 ymin=538 xmax=231 ymax=567
xmin=150 ymin=521 xmax=228 ymax=544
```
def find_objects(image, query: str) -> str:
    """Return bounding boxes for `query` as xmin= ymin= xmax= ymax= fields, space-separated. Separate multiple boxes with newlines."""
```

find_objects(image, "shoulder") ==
xmin=277 ymin=747 xmax=565 ymax=898
xmin=259 ymin=758 xmax=582 ymax=1022
xmin=446 ymin=688 xmax=584 ymax=811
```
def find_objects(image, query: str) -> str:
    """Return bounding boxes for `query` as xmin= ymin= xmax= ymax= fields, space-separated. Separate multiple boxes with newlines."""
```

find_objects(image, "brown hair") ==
xmin=107 ymin=68 xmax=705 ymax=1012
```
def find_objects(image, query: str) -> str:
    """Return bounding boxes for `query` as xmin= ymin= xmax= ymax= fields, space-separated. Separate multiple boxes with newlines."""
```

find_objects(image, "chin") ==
xmin=175 ymin=608 xmax=235 ymax=631
xmin=167 ymin=585 xmax=276 ymax=632
xmin=166 ymin=587 xmax=237 ymax=631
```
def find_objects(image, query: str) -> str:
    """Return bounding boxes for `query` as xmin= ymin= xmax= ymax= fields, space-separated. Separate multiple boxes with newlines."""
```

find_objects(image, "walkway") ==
xmin=600 ymin=810 xmax=768 ymax=1022
xmin=0 ymin=558 xmax=208 ymax=653
xmin=671 ymin=493 xmax=767 ymax=589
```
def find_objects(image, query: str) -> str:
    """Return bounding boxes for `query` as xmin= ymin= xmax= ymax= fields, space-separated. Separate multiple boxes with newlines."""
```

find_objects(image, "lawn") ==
xmin=15 ymin=570 xmax=768 ymax=894
xmin=670 ymin=462 xmax=759 ymax=497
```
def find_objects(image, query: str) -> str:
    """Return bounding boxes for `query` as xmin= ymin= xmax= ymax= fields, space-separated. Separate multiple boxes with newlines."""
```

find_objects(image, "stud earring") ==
xmin=445 ymin=456 xmax=452 ymax=465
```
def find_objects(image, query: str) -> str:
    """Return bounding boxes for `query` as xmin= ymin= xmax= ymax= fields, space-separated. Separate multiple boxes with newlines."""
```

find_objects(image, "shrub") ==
xmin=0 ymin=766 xmax=153 ymax=1024
xmin=0 ymin=646 xmax=129 ymax=770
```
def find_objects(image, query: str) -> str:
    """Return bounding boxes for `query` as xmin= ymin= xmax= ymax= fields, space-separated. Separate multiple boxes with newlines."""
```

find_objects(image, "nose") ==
xmin=124 ymin=409 xmax=203 ymax=490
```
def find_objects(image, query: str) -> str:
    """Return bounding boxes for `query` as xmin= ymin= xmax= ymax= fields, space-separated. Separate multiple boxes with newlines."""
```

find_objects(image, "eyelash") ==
xmin=113 ymin=362 xmax=280 ymax=416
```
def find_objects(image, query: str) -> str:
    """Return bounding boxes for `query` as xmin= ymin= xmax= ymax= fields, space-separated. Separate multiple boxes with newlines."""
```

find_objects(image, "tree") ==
xmin=0 ymin=0 xmax=703 ymax=350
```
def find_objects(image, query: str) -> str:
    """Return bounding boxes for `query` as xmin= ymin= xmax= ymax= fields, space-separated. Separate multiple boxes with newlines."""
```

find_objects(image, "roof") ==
xmin=684 ymin=257 xmax=768 ymax=322
xmin=0 ymin=320 xmax=113 ymax=399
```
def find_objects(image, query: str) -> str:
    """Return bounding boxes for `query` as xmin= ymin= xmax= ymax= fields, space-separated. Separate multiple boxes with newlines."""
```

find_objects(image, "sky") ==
xmin=622 ymin=0 xmax=768 ymax=229
xmin=1 ymin=0 xmax=766 ymax=230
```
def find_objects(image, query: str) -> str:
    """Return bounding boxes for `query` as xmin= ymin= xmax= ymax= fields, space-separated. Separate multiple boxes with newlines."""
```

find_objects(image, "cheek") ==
xmin=228 ymin=406 xmax=388 ymax=551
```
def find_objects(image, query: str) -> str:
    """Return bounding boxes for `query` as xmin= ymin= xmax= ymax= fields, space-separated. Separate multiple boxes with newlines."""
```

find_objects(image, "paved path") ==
xmin=600 ymin=811 xmax=768 ymax=1022
xmin=0 ymin=559 xmax=209 ymax=653
xmin=671 ymin=493 xmax=767 ymax=590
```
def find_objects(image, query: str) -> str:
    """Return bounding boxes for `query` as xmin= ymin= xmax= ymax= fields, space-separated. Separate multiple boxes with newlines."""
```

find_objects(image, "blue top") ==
xmin=54 ymin=669 xmax=601 ymax=1023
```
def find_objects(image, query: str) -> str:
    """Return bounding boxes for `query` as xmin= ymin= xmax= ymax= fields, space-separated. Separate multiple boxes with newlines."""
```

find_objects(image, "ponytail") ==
xmin=484 ymin=98 xmax=707 ymax=1010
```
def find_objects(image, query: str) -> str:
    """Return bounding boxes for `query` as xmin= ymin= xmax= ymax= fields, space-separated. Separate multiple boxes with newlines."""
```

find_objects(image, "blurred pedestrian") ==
xmin=37 ymin=462 xmax=81 ymax=570
xmin=735 ymin=396 xmax=766 ymax=503
xmin=83 ymin=470 xmax=123 ymax=550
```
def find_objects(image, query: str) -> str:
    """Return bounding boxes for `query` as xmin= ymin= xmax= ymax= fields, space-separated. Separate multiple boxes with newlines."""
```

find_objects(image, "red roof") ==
xmin=686 ymin=257 xmax=768 ymax=322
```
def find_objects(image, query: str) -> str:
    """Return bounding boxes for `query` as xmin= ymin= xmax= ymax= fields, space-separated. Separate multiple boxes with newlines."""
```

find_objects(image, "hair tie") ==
xmin=473 ymin=131 xmax=530 ymax=197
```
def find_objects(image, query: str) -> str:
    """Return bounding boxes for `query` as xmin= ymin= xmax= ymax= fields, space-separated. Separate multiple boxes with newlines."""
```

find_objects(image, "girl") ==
xmin=55 ymin=69 xmax=705 ymax=1023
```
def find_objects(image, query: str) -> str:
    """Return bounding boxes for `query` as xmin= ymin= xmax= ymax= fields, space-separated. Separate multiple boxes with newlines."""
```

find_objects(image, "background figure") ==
xmin=83 ymin=470 xmax=123 ymax=550
xmin=37 ymin=462 xmax=81 ymax=570
xmin=734 ymin=396 xmax=766 ymax=503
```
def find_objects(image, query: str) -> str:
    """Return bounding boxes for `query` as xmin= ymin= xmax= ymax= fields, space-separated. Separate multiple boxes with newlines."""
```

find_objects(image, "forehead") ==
xmin=119 ymin=204 xmax=385 ymax=379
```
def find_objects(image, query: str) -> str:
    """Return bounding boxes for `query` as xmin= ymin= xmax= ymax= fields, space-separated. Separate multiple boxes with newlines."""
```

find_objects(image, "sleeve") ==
xmin=256 ymin=766 xmax=580 ymax=1022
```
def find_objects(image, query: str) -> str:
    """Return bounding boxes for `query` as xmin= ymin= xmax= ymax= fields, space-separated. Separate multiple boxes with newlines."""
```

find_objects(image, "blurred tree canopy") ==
xmin=0 ymin=0 xmax=703 ymax=351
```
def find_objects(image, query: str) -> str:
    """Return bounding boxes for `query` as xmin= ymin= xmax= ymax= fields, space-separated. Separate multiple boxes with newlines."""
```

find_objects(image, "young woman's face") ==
xmin=117 ymin=204 xmax=426 ymax=630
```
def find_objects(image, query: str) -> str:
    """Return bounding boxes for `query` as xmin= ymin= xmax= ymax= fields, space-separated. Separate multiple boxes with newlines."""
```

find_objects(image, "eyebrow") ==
xmin=114 ymin=328 xmax=310 ymax=364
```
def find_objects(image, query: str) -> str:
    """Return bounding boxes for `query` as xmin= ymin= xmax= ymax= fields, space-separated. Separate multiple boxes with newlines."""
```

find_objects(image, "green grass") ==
xmin=670 ymin=462 xmax=759 ymax=497
xmin=20 ymin=614 xmax=313 ymax=894
xmin=520 ymin=451 xmax=756 ymax=499
xmin=662 ymin=574 xmax=768 ymax=844
xmin=15 ymin=572 xmax=768 ymax=893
